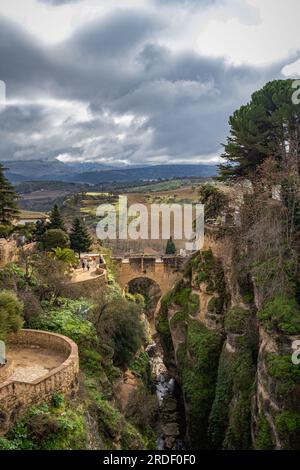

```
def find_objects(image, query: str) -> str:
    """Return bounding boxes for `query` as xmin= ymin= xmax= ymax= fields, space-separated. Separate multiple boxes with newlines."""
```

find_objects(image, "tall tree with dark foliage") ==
xmin=0 ymin=164 xmax=19 ymax=225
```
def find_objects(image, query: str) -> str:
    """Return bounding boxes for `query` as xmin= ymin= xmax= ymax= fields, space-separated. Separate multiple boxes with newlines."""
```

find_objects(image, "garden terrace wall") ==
xmin=0 ymin=329 xmax=79 ymax=434
xmin=0 ymin=360 xmax=14 ymax=384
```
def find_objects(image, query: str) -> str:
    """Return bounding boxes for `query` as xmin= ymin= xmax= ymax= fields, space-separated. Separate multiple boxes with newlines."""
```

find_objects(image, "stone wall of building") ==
xmin=0 ymin=329 xmax=79 ymax=434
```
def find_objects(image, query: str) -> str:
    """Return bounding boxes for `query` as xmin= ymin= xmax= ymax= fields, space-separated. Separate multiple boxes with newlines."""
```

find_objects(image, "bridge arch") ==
xmin=112 ymin=255 xmax=183 ymax=297
xmin=127 ymin=277 xmax=162 ymax=317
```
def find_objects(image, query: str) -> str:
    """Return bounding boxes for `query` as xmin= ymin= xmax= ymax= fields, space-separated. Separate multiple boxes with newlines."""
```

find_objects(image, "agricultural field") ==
xmin=74 ymin=180 xmax=211 ymax=255
xmin=127 ymin=177 xmax=207 ymax=193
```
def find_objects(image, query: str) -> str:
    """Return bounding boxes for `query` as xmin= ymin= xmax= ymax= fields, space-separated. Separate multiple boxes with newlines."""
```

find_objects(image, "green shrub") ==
xmin=255 ymin=415 xmax=275 ymax=450
xmin=0 ymin=437 xmax=18 ymax=450
xmin=242 ymin=292 xmax=254 ymax=303
xmin=51 ymin=247 xmax=77 ymax=267
xmin=225 ymin=307 xmax=250 ymax=334
xmin=130 ymin=351 xmax=151 ymax=386
xmin=80 ymin=349 xmax=103 ymax=376
xmin=179 ymin=319 xmax=223 ymax=448
xmin=188 ymin=293 xmax=200 ymax=316
xmin=266 ymin=353 xmax=300 ymax=383
xmin=31 ymin=298 xmax=97 ymax=350
xmin=120 ymin=422 xmax=148 ymax=450
xmin=275 ymin=411 xmax=300 ymax=449
xmin=5 ymin=401 xmax=86 ymax=450
xmin=0 ymin=263 xmax=37 ymax=290
xmin=207 ymin=296 xmax=222 ymax=315
xmin=170 ymin=309 xmax=187 ymax=330
xmin=97 ymin=297 xmax=146 ymax=369
xmin=222 ymin=336 xmax=256 ymax=450
xmin=171 ymin=285 xmax=191 ymax=308
xmin=193 ymin=251 xmax=226 ymax=305
xmin=265 ymin=353 xmax=300 ymax=399
xmin=157 ymin=294 xmax=173 ymax=363
xmin=208 ymin=350 xmax=234 ymax=449
xmin=258 ymin=295 xmax=300 ymax=334
xmin=42 ymin=229 xmax=70 ymax=251
xmin=209 ymin=334 xmax=256 ymax=450
xmin=52 ymin=393 xmax=64 ymax=409
xmin=0 ymin=224 xmax=14 ymax=239
xmin=198 ymin=184 xmax=228 ymax=221
xmin=94 ymin=392 xmax=146 ymax=450
xmin=0 ymin=290 xmax=24 ymax=341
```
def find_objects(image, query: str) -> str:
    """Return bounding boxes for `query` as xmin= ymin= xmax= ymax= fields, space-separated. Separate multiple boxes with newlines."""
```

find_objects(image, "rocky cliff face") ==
xmin=157 ymin=231 xmax=300 ymax=450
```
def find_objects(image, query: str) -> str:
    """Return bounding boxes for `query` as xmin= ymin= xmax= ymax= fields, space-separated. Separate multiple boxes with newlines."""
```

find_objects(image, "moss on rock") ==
xmin=255 ymin=415 xmax=275 ymax=450
xmin=258 ymin=295 xmax=300 ymax=335
xmin=224 ymin=307 xmax=251 ymax=334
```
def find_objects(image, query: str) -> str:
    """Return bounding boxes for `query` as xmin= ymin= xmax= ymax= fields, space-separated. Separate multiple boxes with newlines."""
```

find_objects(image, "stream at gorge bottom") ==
xmin=146 ymin=333 xmax=186 ymax=450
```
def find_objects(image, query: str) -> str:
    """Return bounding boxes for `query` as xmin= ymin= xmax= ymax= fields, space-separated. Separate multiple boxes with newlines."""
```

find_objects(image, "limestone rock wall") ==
xmin=0 ymin=239 xmax=17 ymax=267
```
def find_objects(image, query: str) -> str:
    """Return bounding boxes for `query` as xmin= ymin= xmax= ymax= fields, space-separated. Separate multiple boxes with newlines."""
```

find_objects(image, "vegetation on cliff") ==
xmin=158 ymin=254 xmax=225 ymax=448
xmin=0 ymin=255 xmax=154 ymax=450
xmin=0 ymin=290 xmax=23 ymax=341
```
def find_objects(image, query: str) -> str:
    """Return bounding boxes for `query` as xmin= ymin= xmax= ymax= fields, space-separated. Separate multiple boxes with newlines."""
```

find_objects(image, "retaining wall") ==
xmin=0 ymin=329 xmax=79 ymax=434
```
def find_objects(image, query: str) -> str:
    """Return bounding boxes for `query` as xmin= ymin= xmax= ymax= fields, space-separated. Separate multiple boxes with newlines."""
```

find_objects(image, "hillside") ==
xmin=68 ymin=164 xmax=217 ymax=184
xmin=3 ymin=161 xmax=217 ymax=185
xmin=2 ymin=160 xmax=114 ymax=184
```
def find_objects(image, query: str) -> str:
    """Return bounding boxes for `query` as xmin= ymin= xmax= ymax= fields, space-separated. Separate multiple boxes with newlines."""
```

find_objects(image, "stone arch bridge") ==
xmin=111 ymin=254 xmax=188 ymax=296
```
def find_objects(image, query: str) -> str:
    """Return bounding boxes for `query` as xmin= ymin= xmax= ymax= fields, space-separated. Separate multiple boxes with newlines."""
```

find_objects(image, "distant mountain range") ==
xmin=2 ymin=159 xmax=217 ymax=184
xmin=67 ymin=164 xmax=217 ymax=184
xmin=1 ymin=159 xmax=114 ymax=183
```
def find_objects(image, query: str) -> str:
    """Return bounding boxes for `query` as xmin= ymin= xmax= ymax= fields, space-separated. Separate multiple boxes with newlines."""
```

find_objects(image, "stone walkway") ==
xmin=71 ymin=268 xmax=101 ymax=283
xmin=6 ymin=345 xmax=66 ymax=383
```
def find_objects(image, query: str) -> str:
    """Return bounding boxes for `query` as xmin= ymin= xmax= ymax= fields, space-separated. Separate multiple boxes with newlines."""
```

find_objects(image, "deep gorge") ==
xmin=155 ymin=230 xmax=300 ymax=450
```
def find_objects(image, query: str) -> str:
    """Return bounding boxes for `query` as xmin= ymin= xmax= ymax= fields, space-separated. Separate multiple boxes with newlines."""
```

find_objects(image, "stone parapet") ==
xmin=0 ymin=329 xmax=79 ymax=434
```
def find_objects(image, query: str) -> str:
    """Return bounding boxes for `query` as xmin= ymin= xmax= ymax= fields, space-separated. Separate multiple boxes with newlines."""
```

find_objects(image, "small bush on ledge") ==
xmin=224 ymin=307 xmax=250 ymax=334
xmin=257 ymin=295 xmax=300 ymax=335
xmin=265 ymin=353 xmax=300 ymax=395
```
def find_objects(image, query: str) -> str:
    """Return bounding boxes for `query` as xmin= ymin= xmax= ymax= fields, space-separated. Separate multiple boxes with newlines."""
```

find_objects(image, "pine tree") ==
xmin=48 ymin=204 xmax=65 ymax=231
xmin=34 ymin=219 xmax=47 ymax=242
xmin=219 ymin=80 xmax=300 ymax=181
xmin=166 ymin=236 xmax=176 ymax=255
xmin=0 ymin=164 xmax=19 ymax=225
xmin=69 ymin=217 xmax=92 ymax=256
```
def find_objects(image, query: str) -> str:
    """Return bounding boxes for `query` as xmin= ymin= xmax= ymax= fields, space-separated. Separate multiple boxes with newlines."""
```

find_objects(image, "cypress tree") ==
xmin=166 ymin=236 xmax=176 ymax=255
xmin=0 ymin=164 xmax=19 ymax=225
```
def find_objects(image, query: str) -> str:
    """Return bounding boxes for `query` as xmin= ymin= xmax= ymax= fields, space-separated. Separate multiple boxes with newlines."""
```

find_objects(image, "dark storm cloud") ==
xmin=0 ymin=18 xmax=52 ymax=97
xmin=0 ymin=9 xmax=290 ymax=164
xmin=63 ymin=10 xmax=163 ymax=60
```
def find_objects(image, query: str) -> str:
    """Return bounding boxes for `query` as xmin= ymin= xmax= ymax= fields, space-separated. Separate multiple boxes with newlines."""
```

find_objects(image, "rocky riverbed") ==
xmin=146 ymin=336 xmax=185 ymax=450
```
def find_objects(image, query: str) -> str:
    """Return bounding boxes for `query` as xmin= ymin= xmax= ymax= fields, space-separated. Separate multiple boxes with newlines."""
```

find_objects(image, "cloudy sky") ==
xmin=0 ymin=0 xmax=299 ymax=167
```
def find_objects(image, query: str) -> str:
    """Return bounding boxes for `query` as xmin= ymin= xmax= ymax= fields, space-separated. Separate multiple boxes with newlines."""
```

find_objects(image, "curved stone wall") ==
xmin=0 ymin=360 xmax=14 ymax=384
xmin=0 ymin=329 xmax=79 ymax=434
xmin=70 ymin=267 xmax=107 ymax=286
